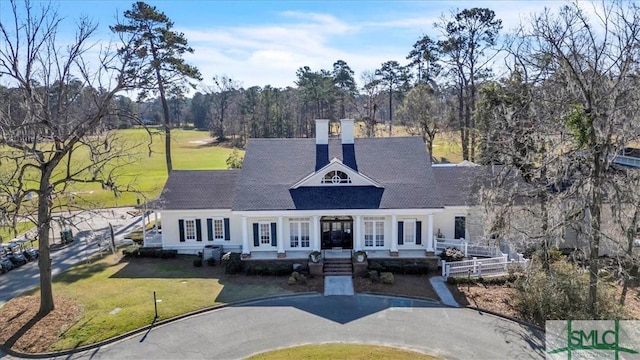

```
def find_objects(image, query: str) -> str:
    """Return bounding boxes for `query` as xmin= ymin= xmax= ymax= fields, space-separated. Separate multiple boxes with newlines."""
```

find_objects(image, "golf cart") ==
xmin=0 ymin=242 xmax=27 ymax=267
xmin=9 ymin=237 xmax=39 ymax=261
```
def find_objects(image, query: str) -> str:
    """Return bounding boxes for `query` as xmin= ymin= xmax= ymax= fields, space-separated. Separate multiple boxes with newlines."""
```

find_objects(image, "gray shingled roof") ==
xmin=232 ymin=137 xmax=442 ymax=211
xmin=153 ymin=170 xmax=239 ymax=210
xmin=432 ymin=166 xmax=483 ymax=206
xmin=432 ymin=165 xmax=511 ymax=206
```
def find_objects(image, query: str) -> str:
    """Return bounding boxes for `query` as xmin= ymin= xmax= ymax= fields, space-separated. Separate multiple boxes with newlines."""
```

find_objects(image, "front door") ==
xmin=321 ymin=216 xmax=353 ymax=249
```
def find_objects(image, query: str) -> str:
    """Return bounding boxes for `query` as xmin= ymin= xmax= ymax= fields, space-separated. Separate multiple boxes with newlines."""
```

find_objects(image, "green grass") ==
xmin=248 ymin=344 xmax=440 ymax=360
xmin=0 ymin=129 xmax=242 ymax=210
xmin=0 ymin=221 xmax=35 ymax=242
xmin=20 ymin=253 xmax=288 ymax=350
xmin=432 ymin=132 xmax=464 ymax=163
xmin=67 ymin=129 xmax=240 ymax=207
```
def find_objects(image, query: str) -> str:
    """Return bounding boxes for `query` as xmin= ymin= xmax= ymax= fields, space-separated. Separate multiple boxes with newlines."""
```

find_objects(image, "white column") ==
xmin=313 ymin=215 xmax=320 ymax=251
xmin=141 ymin=214 xmax=146 ymax=248
xmin=241 ymin=216 xmax=250 ymax=255
xmin=277 ymin=216 xmax=285 ymax=255
xmin=355 ymin=215 xmax=362 ymax=251
xmin=390 ymin=214 xmax=398 ymax=253
xmin=154 ymin=211 xmax=158 ymax=231
xmin=427 ymin=213 xmax=434 ymax=252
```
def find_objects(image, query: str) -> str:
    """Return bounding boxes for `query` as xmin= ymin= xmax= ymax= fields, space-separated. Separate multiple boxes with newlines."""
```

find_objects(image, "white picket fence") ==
xmin=436 ymin=238 xmax=503 ymax=258
xmin=441 ymin=253 xmax=530 ymax=278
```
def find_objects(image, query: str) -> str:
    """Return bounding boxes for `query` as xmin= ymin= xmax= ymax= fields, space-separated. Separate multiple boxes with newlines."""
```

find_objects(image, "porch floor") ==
xmin=243 ymin=249 xmax=437 ymax=260
xmin=366 ymin=249 xmax=436 ymax=259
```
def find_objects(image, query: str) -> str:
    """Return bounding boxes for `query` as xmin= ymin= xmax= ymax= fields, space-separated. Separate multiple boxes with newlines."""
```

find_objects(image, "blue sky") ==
xmin=5 ymin=1 xmax=570 ymax=90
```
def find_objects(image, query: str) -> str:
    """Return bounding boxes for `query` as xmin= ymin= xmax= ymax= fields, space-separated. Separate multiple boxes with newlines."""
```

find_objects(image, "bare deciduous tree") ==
xmin=0 ymin=0 xmax=144 ymax=315
xmin=481 ymin=1 xmax=640 ymax=317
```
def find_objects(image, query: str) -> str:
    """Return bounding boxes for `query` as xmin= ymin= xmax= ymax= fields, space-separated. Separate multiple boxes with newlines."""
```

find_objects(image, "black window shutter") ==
xmin=416 ymin=221 xmax=422 ymax=245
xmin=196 ymin=219 xmax=202 ymax=241
xmin=224 ymin=218 xmax=230 ymax=241
xmin=270 ymin=222 xmax=277 ymax=247
xmin=397 ymin=221 xmax=404 ymax=245
xmin=207 ymin=219 xmax=213 ymax=241
xmin=253 ymin=223 xmax=259 ymax=246
xmin=179 ymin=220 xmax=185 ymax=242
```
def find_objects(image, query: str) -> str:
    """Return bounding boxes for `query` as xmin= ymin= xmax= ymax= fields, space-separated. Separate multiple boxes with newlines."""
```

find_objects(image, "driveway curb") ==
xmin=465 ymin=305 xmax=545 ymax=332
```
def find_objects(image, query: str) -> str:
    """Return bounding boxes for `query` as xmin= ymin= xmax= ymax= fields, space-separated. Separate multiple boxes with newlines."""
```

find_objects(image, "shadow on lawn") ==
xmin=54 ymin=262 xmax=112 ymax=284
xmin=109 ymin=256 xmax=216 ymax=279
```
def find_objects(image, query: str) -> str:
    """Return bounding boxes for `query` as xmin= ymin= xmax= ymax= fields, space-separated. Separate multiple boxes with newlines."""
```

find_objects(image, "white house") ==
xmin=152 ymin=119 xmax=485 ymax=260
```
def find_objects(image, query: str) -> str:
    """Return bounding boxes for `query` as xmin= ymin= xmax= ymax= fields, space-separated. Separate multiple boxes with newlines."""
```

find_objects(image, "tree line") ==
xmin=64 ymin=6 xmax=501 ymax=163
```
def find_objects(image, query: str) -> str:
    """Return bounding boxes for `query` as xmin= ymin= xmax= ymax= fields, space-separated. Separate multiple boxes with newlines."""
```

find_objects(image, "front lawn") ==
xmin=248 ymin=344 xmax=440 ymax=360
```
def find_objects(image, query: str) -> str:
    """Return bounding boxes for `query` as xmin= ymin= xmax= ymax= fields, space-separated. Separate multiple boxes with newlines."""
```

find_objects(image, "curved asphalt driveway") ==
xmin=58 ymin=294 xmax=545 ymax=360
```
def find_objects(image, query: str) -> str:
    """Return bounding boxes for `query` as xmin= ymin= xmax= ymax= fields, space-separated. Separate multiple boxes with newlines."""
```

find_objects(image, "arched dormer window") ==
xmin=321 ymin=170 xmax=352 ymax=184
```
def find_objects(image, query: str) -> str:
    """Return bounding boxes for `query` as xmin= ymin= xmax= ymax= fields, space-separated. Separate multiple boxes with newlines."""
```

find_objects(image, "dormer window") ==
xmin=322 ymin=170 xmax=352 ymax=184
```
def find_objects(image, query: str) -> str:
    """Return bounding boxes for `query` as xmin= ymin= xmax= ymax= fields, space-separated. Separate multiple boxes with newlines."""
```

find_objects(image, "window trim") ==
xmin=363 ymin=217 xmax=385 ymax=248
xmin=211 ymin=217 xmax=225 ymax=241
xmin=259 ymin=222 xmax=272 ymax=246
xmin=184 ymin=218 xmax=197 ymax=241
xmin=403 ymin=219 xmax=416 ymax=244
xmin=289 ymin=219 xmax=311 ymax=248
xmin=321 ymin=170 xmax=352 ymax=184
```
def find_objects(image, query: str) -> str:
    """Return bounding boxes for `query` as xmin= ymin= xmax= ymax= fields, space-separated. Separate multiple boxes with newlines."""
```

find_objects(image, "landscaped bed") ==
xmin=448 ymin=279 xmax=640 ymax=323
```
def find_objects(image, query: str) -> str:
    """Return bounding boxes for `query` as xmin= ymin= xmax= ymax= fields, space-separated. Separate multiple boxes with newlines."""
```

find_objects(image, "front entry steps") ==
xmin=323 ymin=257 xmax=353 ymax=276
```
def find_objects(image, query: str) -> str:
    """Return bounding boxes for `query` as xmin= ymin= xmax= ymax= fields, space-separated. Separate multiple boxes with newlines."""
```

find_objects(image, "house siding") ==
xmin=161 ymin=209 xmax=242 ymax=255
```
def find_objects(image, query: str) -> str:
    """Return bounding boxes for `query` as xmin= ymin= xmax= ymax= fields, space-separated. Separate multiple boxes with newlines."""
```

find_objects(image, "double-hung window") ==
xmin=213 ymin=219 xmax=224 ymax=240
xmin=260 ymin=223 xmax=271 ymax=245
xmin=404 ymin=220 xmax=416 ymax=243
xmin=289 ymin=218 xmax=310 ymax=248
xmin=184 ymin=219 xmax=196 ymax=241
xmin=364 ymin=217 xmax=385 ymax=247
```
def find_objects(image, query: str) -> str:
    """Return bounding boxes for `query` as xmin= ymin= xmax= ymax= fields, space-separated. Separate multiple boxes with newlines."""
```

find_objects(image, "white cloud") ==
xmin=178 ymin=11 xmax=372 ymax=89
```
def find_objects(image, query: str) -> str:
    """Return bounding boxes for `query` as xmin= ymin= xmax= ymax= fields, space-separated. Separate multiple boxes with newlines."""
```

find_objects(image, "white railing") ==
xmin=143 ymin=231 xmax=162 ymax=247
xmin=467 ymin=244 xmax=503 ymax=258
xmin=442 ymin=253 xmax=530 ymax=278
xmin=436 ymin=238 xmax=468 ymax=256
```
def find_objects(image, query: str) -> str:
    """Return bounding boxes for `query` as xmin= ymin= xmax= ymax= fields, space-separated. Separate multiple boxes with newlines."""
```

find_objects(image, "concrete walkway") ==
xmin=429 ymin=276 xmax=460 ymax=307
xmin=54 ymin=294 xmax=544 ymax=360
xmin=324 ymin=275 xmax=354 ymax=295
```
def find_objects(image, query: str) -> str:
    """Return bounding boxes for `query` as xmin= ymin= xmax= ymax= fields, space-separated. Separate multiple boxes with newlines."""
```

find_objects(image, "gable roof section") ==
xmin=291 ymin=157 xmax=382 ymax=189
xmin=233 ymin=137 xmax=442 ymax=211
xmin=154 ymin=170 xmax=239 ymax=210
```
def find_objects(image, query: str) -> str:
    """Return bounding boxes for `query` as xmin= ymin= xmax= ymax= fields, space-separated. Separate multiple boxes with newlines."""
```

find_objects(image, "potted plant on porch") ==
xmin=352 ymin=250 xmax=367 ymax=263
xmin=309 ymin=250 xmax=322 ymax=263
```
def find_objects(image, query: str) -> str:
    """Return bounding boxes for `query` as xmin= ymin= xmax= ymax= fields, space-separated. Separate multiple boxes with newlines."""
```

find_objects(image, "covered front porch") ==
xmin=243 ymin=248 xmax=437 ymax=261
xmin=235 ymin=210 xmax=440 ymax=259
